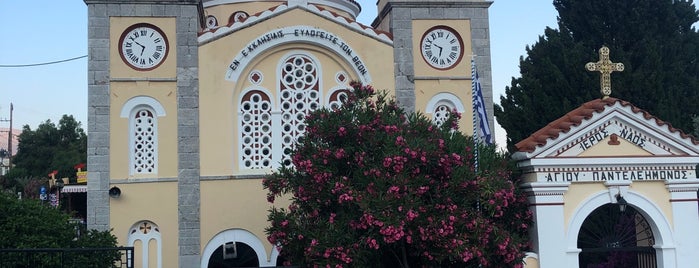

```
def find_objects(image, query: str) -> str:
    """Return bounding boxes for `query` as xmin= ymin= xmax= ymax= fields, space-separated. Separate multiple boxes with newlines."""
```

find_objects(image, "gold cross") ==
xmin=139 ymin=222 xmax=152 ymax=234
xmin=585 ymin=46 xmax=624 ymax=99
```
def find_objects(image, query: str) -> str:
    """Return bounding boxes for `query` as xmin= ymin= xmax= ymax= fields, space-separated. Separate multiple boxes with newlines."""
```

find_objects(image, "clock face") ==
xmin=119 ymin=23 xmax=169 ymax=71
xmin=420 ymin=26 xmax=464 ymax=70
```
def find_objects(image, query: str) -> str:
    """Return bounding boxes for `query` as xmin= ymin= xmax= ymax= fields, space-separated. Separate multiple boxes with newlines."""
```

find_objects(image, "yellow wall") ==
xmin=110 ymin=182 xmax=178 ymax=268
xmin=414 ymin=79 xmax=474 ymax=135
xmin=198 ymin=9 xmax=395 ymax=176
xmin=109 ymin=17 xmax=179 ymax=180
xmin=201 ymin=179 xmax=292 ymax=257
xmin=578 ymin=136 xmax=651 ymax=157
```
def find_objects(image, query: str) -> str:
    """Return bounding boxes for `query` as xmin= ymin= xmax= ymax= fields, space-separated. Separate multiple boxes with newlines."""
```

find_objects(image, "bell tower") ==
xmin=83 ymin=0 xmax=202 ymax=267
xmin=373 ymin=0 xmax=494 ymax=135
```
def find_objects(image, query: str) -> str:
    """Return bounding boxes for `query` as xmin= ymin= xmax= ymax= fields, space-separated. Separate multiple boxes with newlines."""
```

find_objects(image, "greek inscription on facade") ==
xmin=545 ymin=172 xmax=580 ymax=182
xmin=579 ymin=129 xmax=609 ymax=150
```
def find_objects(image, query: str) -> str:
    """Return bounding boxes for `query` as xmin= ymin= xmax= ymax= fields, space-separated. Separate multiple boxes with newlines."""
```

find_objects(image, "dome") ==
xmin=203 ymin=0 xmax=362 ymax=19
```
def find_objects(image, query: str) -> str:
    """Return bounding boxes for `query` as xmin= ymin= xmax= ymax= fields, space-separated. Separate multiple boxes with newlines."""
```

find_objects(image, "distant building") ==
xmin=0 ymin=128 xmax=20 ymax=176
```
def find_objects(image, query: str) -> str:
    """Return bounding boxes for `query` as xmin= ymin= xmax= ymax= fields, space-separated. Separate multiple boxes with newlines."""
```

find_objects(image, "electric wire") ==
xmin=0 ymin=55 xmax=87 ymax=68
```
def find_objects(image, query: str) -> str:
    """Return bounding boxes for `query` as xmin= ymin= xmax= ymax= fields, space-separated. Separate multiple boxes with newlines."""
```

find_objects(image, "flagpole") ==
xmin=471 ymin=57 xmax=480 ymax=174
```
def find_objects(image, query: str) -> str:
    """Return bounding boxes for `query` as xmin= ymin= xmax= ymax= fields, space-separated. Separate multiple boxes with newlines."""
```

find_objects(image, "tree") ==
xmin=8 ymin=115 xmax=87 ymax=183
xmin=263 ymin=82 xmax=531 ymax=267
xmin=0 ymin=192 xmax=119 ymax=266
xmin=495 ymin=0 xmax=699 ymax=152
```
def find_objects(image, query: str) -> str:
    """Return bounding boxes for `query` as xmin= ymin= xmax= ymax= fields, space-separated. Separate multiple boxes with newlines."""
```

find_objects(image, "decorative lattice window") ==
xmin=280 ymin=55 xmax=320 ymax=166
xmin=132 ymin=108 xmax=157 ymax=174
xmin=433 ymin=104 xmax=452 ymax=127
xmin=240 ymin=90 xmax=273 ymax=169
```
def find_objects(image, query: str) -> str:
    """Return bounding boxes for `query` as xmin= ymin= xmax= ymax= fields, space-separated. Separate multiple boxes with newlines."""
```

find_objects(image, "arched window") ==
xmin=121 ymin=96 xmax=165 ymax=176
xmin=239 ymin=90 xmax=273 ymax=169
xmin=127 ymin=221 xmax=162 ymax=268
xmin=425 ymin=93 xmax=465 ymax=127
xmin=279 ymin=54 xmax=320 ymax=166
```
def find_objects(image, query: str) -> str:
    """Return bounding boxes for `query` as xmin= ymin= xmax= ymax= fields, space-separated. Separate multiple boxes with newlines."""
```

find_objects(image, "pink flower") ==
xmin=337 ymin=127 xmax=347 ymax=136
xmin=334 ymin=148 xmax=346 ymax=159
xmin=388 ymin=185 xmax=400 ymax=194
xmin=382 ymin=157 xmax=392 ymax=167
xmin=395 ymin=136 xmax=405 ymax=146
xmin=406 ymin=209 xmax=419 ymax=221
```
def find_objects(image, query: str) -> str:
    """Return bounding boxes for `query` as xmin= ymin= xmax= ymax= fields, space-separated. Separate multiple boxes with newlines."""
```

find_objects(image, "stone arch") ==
xmin=565 ymin=190 xmax=676 ymax=267
xmin=201 ymin=229 xmax=276 ymax=268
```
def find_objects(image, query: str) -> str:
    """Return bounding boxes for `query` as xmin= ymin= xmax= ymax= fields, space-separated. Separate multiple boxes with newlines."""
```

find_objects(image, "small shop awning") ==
xmin=61 ymin=185 xmax=87 ymax=193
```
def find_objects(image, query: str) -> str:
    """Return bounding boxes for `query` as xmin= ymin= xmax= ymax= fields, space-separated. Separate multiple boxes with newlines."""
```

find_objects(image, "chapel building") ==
xmin=82 ymin=0 xmax=494 ymax=267
xmin=515 ymin=47 xmax=699 ymax=267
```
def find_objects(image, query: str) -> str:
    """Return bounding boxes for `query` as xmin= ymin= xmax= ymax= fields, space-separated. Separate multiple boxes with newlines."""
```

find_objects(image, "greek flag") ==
xmin=472 ymin=59 xmax=493 ymax=145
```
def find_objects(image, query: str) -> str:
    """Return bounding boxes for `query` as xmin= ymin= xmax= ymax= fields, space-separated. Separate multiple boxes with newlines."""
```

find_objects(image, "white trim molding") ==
xmin=120 ymin=96 xmax=166 ymax=118
xmin=565 ymin=189 xmax=677 ymax=268
xmin=201 ymin=229 xmax=277 ymax=268
xmin=424 ymin=92 xmax=465 ymax=114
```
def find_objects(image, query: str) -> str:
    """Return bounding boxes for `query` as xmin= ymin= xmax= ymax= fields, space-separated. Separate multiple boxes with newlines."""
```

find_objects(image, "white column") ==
xmin=666 ymin=179 xmax=699 ymax=268
xmin=521 ymin=182 xmax=570 ymax=268
xmin=271 ymin=110 xmax=283 ymax=169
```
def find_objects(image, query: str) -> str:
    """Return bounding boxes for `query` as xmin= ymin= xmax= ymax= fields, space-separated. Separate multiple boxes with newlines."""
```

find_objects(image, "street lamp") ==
xmin=615 ymin=193 xmax=628 ymax=213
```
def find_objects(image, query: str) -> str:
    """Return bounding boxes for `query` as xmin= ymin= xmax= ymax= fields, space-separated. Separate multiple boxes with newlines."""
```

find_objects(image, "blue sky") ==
xmin=0 ymin=0 xmax=557 ymax=147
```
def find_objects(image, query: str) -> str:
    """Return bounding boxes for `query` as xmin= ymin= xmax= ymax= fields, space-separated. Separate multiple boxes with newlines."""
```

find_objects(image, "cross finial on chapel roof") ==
xmin=585 ymin=46 xmax=624 ymax=99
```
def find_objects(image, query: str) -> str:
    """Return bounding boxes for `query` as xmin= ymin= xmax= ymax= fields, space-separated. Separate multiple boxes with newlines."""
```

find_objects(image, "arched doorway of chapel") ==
xmin=207 ymin=242 xmax=260 ymax=268
xmin=577 ymin=204 xmax=656 ymax=268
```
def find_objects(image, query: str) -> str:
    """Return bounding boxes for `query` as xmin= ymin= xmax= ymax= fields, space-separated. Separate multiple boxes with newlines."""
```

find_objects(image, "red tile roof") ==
xmin=515 ymin=97 xmax=699 ymax=153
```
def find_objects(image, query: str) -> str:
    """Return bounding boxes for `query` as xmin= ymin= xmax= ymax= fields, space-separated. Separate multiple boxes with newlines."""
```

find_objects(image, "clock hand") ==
xmin=433 ymin=44 xmax=443 ymax=57
xmin=134 ymin=41 xmax=146 ymax=56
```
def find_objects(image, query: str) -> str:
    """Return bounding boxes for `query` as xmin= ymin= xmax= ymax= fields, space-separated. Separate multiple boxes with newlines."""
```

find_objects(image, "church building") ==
xmin=82 ymin=0 xmax=494 ymax=267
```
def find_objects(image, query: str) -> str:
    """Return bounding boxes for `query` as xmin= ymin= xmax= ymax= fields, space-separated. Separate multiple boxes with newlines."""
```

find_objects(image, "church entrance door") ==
xmin=207 ymin=242 xmax=260 ymax=268
xmin=577 ymin=204 xmax=656 ymax=268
